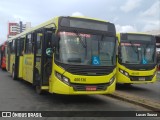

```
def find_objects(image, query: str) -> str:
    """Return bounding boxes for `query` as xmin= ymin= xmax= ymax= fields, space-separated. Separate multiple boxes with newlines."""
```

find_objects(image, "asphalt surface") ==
xmin=116 ymin=79 xmax=160 ymax=102
xmin=0 ymin=70 xmax=159 ymax=120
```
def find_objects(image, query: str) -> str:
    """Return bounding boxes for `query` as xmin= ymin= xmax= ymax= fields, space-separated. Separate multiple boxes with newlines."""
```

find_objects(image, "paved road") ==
xmin=0 ymin=70 xmax=159 ymax=120
xmin=116 ymin=79 xmax=160 ymax=102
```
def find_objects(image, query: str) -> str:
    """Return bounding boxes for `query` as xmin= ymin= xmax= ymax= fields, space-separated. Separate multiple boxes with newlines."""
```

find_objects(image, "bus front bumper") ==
xmin=49 ymin=76 xmax=116 ymax=95
xmin=116 ymin=71 xmax=157 ymax=84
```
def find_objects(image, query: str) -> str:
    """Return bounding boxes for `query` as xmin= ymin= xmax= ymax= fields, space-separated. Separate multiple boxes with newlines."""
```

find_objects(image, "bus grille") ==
xmin=130 ymin=75 xmax=153 ymax=81
xmin=55 ymin=60 xmax=115 ymax=76
xmin=71 ymin=83 xmax=109 ymax=91
xmin=66 ymin=66 xmax=114 ymax=76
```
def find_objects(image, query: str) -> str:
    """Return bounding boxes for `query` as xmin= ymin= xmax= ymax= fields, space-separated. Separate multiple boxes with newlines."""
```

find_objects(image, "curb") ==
xmin=107 ymin=90 xmax=160 ymax=112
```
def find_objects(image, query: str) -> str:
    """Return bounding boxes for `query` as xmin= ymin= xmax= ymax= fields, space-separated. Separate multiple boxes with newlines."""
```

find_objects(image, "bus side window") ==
xmin=11 ymin=40 xmax=15 ymax=54
xmin=20 ymin=38 xmax=24 ymax=55
xmin=25 ymin=34 xmax=32 ymax=54
xmin=17 ymin=39 xmax=20 ymax=56
xmin=36 ymin=33 xmax=43 ymax=54
xmin=17 ymin=38 xmax=24 ymax=56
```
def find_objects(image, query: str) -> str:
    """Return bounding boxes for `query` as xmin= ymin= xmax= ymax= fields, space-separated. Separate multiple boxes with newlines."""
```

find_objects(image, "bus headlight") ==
xmin=55 ymin=71 xmax=70 ymax=86
xmin=62 ymin=76 xmax=70 ymax=84
xmin=124 ymin=72 xmax=129 ymax=76
xmin=56 ymin=72 xmax=62 ymax=80
xmin=119 ymin=68 xmax=129 ymax=77
xmin=119 ymin=69 xmax=124 ymax=74
xmin=109 ymin=76 xmax=115 ymax=85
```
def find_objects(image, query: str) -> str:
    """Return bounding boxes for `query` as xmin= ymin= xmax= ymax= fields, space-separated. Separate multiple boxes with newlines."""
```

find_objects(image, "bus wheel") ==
xmin=36 ymin=86 xmax=43 ymax=95
xmin=12 ymin=66 xmax=17 ymax=80
xmin=2 ymin=68 xmax=6 ymax=71
xmin=124 ymin=83 xmax=132 ymax=86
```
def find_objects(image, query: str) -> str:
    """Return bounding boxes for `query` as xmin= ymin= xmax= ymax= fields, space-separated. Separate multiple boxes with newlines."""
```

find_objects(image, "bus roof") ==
xmin=116 ymin=32 xmax=153 ymax=36
xmin=7 ymin=17 xmax=58 ymax=42
xmin=7 ymin=16 xmax=110 ymax=42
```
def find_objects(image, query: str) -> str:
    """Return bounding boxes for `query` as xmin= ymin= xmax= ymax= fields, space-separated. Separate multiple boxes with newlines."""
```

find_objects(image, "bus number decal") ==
xmin=74 ymin=78 xmax=86 ymax=82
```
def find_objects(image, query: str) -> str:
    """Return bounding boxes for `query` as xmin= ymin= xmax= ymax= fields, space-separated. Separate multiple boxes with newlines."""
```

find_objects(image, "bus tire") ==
xmin=36 ymin=86 xmax=44 ymax=95
xmin=12 ymin=66 xmax=17 ymax=80
xmin=2 ymin=68 xmax=6 ymax=71
xmin=124 ymin=83 xmax=132 ymax=86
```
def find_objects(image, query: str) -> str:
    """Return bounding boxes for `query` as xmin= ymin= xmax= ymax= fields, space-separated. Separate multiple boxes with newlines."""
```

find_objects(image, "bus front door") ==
xmin=33 ymin=29 xmax=53 ymax=93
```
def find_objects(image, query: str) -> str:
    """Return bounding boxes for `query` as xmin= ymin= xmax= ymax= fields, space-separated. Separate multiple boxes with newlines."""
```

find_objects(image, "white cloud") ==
xmin=0 ymin=0 xmax=158 ymax=41
xmin=139 ymin=1 xmax=160 ymax=32
xmin=71 ymin=12 xmax=84 ymax=17
xmin=12 ymin=14 xmax=26 ymax=22
xmin=112 ymin=17 xmax=119 ymax=23
xmin=142 ymin=20 xmax=160 ymax=32
xmin=140 ymin=1 xmax=160 ymax=17
xmin=120 ymin=0 xmax=142 ymax=13
xmin=116 ymin=24 xmax=137 ymax=32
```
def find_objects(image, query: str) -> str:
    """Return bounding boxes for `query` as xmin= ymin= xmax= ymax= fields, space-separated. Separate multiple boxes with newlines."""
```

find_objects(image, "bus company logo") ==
xmin=2 ymin=112 xmax=11 ymax=117
xmin=131 ymin=72 xmax=139 ymax=75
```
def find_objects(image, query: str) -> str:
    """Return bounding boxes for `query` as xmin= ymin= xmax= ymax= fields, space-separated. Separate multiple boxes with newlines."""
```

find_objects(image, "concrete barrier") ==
xmin=108 ymin=90 xmax=160 ymax=112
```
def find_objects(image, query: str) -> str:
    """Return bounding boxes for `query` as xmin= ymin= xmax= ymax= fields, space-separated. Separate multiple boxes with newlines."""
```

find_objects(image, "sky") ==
xmin=0 ymin=0 xmax=160 ymax=44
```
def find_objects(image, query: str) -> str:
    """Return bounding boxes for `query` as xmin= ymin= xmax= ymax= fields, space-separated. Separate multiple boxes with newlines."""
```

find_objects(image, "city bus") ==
xmin=6 ymin=16 xmax=117 ymax=94
xmin=116 ymin=33 xmax=157 ymax=85
xmin=0 ymin=41 xmax=7 ymax=70
xmin=155 ymin=35 xmax=160 ymax=70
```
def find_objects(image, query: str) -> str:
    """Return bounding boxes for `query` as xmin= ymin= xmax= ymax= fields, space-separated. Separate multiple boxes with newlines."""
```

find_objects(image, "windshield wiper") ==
xmin=73 ymin=30 xmax=86 ymax=48
xmin=129 ymin=41 xmax=138 ymax=53
xmin=144 ymin=42 xmax=155 ymax=62
xmin=99 ymin=35 xmax=104 ymax=49
xmin=144 ymin=42 xmax=151 ymax=53
xmin=112 ymin=38 xmax=116 ymax=65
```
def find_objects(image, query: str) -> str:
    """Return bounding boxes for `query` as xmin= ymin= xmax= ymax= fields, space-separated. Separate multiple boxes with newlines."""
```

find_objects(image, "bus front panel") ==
xmin=116 ymin=64 xmax=156 ymax=84
xmin=117 ymin=33 xmax=157 ymax=84
xmin=49 ymin=63 xmax=116 ymax=94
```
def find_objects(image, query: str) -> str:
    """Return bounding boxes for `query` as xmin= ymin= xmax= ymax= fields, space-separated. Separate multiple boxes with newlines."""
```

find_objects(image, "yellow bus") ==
xmin=6 ymin=16 xmax=117 ymax=94
xmin=116 ymin=33 xmax=157 ymax=85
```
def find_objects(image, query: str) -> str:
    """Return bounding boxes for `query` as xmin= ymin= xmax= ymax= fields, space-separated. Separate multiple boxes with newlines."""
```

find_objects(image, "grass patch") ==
xmin=156 ymin=72 xmax=160 ymax=81
xmin=157 ymin=77 xmax=160 ymax=81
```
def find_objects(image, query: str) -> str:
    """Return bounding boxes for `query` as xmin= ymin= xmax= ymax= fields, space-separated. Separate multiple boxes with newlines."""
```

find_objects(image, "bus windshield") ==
xmin=120 ymin=42 xmax=155 ymax=64
xmin=56 ymin=32 xmax=116 ymax=66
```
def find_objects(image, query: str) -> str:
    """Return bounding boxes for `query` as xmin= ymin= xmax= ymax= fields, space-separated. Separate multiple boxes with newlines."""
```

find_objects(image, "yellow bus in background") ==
xmin=116 ymin=33 xmax=157 ymax=85
xmin=6 ymin=16 xmax=117 ymax=94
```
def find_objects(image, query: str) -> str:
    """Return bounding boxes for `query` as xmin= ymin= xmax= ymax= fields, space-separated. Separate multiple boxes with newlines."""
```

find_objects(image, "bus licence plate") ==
xmin=139 ymin=77 xmax=145 ymax=81
xmin=86 ymin=86 xmax=97 ymax=91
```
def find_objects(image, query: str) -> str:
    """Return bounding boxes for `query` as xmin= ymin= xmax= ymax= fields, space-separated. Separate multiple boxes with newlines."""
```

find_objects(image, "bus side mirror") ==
xmin=52 ymin=33 xmax=57 ymax=48
xmin=118 ymin=46 xmax=122 ymax=63
xmin=118 ymin=55 xmax=122 ymax=63
xmin=116 ymin=37 xmax=120 ymax=44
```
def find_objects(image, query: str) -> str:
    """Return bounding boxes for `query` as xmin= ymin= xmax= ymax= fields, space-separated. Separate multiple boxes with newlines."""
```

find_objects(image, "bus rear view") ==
xmin=117 ymin=33 xmax=157 ymax=84
xmin=0 ymin=41 xmax=6 ymax=70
